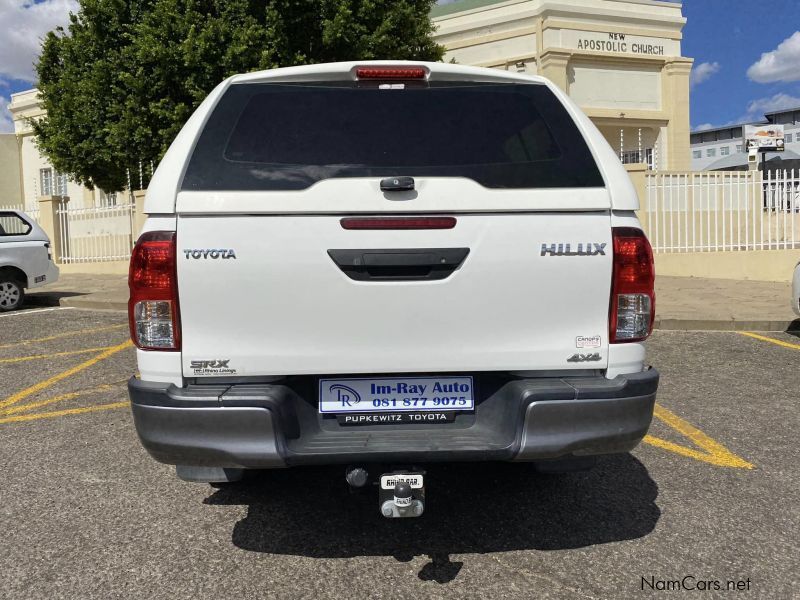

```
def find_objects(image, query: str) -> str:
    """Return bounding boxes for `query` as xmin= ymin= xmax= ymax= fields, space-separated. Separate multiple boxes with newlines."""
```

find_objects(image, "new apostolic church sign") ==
xmin=561 ymin=30 xmax=680 ymax=57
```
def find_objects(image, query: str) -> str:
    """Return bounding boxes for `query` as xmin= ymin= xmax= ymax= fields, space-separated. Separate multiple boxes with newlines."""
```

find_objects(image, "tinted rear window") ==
xmin=182 ymin=81 xmax=603 ymax=191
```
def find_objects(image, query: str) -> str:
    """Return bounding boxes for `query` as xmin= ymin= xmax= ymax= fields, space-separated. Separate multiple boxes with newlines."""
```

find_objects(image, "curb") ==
xmin=654 ymin=318 xmax=799 ymax=332
xmin=60 ymin=297 xmax=128 ymax=312
xmin=26 ymin=293 xmax=127 ymax=312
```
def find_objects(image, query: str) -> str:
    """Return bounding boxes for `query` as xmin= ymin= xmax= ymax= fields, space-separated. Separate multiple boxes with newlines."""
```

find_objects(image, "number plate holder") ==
xmin=319 ymin=376 xmax=474 ymax=414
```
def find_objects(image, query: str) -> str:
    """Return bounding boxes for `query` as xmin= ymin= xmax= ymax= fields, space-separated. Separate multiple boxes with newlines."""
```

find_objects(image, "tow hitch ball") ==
xmin=345 ymin=466 xmax=425 ymax=518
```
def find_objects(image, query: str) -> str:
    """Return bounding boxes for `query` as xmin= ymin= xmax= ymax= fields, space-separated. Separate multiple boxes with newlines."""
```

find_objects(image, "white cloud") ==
xmin=0 ymin=0 xmax=78 ymax=84
xmin=690 ymin=61 xmax=720 ymax=88
xmin=693 ymin=123 xmax=715 ymax=131
xmin=0 ymin=96 xmax=13 ymax=133
xmin=747 ymin=31 xmax=800 ymax=83
xmin=743 ymin=92 xmax=800 ymax=119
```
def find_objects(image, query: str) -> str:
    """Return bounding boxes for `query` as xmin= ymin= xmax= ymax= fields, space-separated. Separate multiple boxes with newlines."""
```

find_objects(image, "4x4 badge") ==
xmin=567 ymin=353 xmax=602 ymax=363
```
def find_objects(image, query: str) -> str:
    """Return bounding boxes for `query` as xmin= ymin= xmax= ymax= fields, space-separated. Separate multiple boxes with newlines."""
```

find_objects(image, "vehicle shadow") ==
xmin=786 ymin=319 xmax=800 ymax=337
xmin=25 ymin=291 xmax=86 ymax=307
xmin=205 ymin=454 xmax=659 ymax=582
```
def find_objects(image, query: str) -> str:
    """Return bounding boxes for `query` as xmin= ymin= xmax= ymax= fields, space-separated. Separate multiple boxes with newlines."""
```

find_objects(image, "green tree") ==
xmin=33 ymin=0 xmax=444 ymax=192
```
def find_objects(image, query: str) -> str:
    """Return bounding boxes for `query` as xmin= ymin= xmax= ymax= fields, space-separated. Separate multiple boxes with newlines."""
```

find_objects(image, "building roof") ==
xmin=763 ymin=105 xmax=800 ymax=117
xmin=692 ymin=106 xmax=800 ymax=136
xmin=431 ymin=0 xmax=509 ymax=18
xmin=690 ymin=122 xmax=762 ymax=136
xmin=431 ymin=0 xmax=680 ymax=18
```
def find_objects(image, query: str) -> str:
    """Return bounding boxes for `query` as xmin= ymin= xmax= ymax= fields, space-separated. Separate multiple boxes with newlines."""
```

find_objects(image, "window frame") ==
xmin=39 ymin=168 xmax=53 ymax=197
xmin=0 ymin=212 xmax=33 ymax=237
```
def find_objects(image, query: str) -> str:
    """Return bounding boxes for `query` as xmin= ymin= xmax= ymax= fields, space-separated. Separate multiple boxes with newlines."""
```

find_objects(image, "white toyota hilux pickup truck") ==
xmin=128 ymin=62 xmax=659 ymax=518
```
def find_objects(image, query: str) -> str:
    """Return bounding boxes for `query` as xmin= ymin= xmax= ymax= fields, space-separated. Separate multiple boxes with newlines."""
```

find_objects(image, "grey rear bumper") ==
xmin=129 ymin=369 xmax=658 ymax=468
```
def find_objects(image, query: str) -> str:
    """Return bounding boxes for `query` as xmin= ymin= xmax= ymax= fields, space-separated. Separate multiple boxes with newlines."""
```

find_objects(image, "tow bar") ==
xmin=346 ymin=466 xmax=426 ymax=518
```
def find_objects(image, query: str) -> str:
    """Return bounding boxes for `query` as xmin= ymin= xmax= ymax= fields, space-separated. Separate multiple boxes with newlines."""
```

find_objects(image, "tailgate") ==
xmin=176 ymin=205 xmax=612 ymax=377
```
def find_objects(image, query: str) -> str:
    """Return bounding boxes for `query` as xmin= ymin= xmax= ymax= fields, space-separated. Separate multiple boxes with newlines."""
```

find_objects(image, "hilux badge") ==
xmin=541 ymin=243 xmax=606 ymax=257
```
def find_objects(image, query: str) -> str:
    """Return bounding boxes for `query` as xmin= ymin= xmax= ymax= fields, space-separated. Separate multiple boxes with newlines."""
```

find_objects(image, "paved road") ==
xmin=1 ymin=307 xmax=797 ymax=599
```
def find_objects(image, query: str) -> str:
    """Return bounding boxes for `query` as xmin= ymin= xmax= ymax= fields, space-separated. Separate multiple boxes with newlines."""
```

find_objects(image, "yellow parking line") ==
xmin=0 ymin=340 xmax=133 ymax=411
xmin=643 ymin=403 xmax=753 ymax=469
xmin=0 ymin=401 xmax=129 ymax=425
xmin=0 ymin=323 xmax=128 ymax=350
xmin=0 ymin=382 xmax=124 ymax=416
xmin=737 ymin=331 xmax=800 ymax=351
xmin=0 ymin=346 xmax=121 ymax=364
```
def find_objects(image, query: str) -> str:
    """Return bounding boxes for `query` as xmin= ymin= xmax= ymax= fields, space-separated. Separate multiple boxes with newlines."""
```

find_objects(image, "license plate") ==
xmin=319 ymin=376 xmax=474 ymax=414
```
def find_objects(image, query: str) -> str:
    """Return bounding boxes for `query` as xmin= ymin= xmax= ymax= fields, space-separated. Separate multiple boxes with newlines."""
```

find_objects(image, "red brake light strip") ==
xmin=355 ymin=67 xmax=427 ymax=80
xmin=341 ymin=217 xmax=456 ymax=230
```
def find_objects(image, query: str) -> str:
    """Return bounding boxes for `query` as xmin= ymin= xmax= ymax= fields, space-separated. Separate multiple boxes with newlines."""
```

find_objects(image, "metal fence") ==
xmin=644 ymin=170 xmax=800 ymax=252
xmin=4 ymin=204 xmax=40 ymax=223
xmin=57 ymin=202 xmax=136 ymax=263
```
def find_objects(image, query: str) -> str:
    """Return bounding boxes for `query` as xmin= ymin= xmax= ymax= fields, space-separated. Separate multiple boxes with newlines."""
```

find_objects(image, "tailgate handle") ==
xmin=327 ymin=248 xmax=469 ymax=281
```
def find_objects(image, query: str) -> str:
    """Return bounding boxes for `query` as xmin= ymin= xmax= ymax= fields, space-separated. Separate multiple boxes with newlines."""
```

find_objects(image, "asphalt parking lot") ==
xmin=0 ymin=307 xmax=797 ymax=599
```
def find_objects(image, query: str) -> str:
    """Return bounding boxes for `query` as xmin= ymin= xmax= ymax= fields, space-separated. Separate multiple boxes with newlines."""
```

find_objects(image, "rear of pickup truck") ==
xmin=127 ymin=62 xmax=658 ymax=490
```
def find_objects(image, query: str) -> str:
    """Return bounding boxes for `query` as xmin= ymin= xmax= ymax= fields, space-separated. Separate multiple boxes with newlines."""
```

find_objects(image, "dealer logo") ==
xmin=329 ymin=384 xmax=361 ymax=407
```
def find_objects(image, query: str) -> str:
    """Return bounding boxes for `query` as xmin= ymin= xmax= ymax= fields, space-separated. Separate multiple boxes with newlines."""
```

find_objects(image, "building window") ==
xmin=39 ymin=168 xmax=69 ymax=197
xmin=620 ymin=148 xmax=655 ymax=170
xmin=39 ymin=168 xmax=53 ymax=196
xmin=720 ymin=146 xmax=730 ymax=156
xmin=707 ymin=148 xmax=717 ymax=157
xmin=786 ymin=133 xmax=794 ymax=143
xmin=99 ymin=191 xmax=118 ymax=207
xmin=736 ymin=144 xmax=743 ymax=153
xmin=693 ymin=150 xmax=701 ymax=159
xmin=56 ymin=173 xmax=69 ymax=196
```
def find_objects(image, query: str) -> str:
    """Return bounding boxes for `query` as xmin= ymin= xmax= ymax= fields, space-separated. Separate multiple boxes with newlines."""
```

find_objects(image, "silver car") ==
xmin=0 ymin=210 xmax=59 ymax=311
xmin=793 ymin=260 xmax=800 ymax=317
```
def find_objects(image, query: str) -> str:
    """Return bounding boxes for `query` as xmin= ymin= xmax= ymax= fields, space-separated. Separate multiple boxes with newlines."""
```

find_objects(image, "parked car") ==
xmin=127 ymin=61 xmax=659 ymax=518
xmin=792 ymin=260 xmax=800 ymax=317
xmin=0 ymin=210 xmax=59 ymax=311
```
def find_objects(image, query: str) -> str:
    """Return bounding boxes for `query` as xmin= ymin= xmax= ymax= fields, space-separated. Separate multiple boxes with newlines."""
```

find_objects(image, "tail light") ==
xmin=610 ymin=227 xmax=655 ymax=343
xmin=129 ymin=231 xmax=180 ymax=350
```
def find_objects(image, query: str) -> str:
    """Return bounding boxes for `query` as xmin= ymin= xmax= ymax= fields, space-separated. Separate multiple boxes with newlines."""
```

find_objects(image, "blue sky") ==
xmin=682 ymin=0 xmax=800 ymax=130
xmin=2 ymin=0 xmax=800 ymax=133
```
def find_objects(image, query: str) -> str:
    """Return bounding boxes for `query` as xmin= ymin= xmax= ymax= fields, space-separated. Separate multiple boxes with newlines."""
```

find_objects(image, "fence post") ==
xmin=624 ymin=163 xmax=649 ymax=232
xmin=133 ymin=190 xmax=147 ymax=240
xmin=38 ymin=195 xmax=69 ymax=264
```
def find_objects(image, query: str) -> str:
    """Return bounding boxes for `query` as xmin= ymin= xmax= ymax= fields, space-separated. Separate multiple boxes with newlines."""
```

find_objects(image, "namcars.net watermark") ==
xmin=641 ymin=576 xmax=752 ymax=592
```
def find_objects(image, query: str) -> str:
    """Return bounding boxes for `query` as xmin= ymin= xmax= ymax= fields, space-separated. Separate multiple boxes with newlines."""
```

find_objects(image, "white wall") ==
xmin=0 ymin=134 xmax=22 ymax=208
xmin=569 ymin=62 xmax=662 ymax=110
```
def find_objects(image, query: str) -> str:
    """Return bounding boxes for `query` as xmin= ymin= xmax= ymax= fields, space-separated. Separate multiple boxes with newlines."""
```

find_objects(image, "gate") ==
xmin=57 ymin=201 xmax=136 ymax=263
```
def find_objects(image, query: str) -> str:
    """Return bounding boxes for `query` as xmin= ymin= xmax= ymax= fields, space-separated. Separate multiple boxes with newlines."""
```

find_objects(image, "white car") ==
xmin=127 ymin=62 xmax=659 ymax=517
xmin=0 ymin=210 xmax=59 ymax=311
xmin=793 ymin=261 xmax=800 ymax=317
